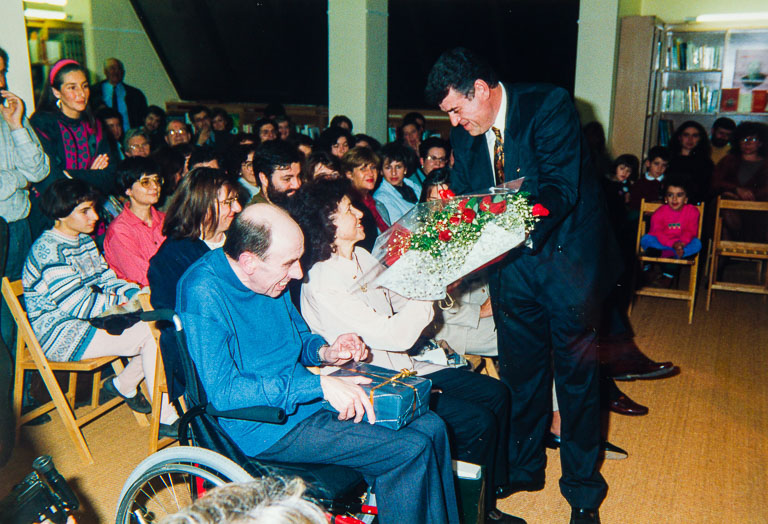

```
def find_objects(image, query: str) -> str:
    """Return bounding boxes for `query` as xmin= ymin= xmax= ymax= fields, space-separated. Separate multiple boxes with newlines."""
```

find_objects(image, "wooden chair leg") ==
xmin=110 ymin=360 xmax=150 ymax=427
xmin=12 ymin=362 xmax=26 ymax=445
xmin=91 ymin=370 xmax=101 ymax=409
xmin=482 ymin=357 xmax=500 ymax=380
xmin=707 ymin=252 xmax=718 ymax=311
xmin=66 ymin=372 xmax=77 ymax=409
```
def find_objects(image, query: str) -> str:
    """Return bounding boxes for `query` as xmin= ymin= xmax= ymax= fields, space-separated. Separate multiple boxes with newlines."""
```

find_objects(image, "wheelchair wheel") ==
xmin=115 ymin=447 xmax=253 ymax=523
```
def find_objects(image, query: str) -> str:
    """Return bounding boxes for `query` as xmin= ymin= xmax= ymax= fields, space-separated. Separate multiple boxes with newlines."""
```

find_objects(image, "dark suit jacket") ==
xmin=450 ymin=83 xmax=620 ymax=309
xmin=91 ymin=81 xmax=149 ymax=129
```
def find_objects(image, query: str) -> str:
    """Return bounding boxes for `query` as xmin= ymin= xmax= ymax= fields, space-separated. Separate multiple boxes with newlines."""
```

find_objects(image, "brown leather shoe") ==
xmin=609 ymin=394 xmax=649 ymax=416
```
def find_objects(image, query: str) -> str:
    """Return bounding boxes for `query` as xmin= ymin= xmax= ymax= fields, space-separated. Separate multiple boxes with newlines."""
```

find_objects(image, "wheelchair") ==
xmin=115 ymin=310 xmax=375 ymax=524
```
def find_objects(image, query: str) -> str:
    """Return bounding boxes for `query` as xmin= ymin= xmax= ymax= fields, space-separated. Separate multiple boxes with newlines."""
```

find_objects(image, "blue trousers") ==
xmin=254 ymin=409 xmax=460 ymax=524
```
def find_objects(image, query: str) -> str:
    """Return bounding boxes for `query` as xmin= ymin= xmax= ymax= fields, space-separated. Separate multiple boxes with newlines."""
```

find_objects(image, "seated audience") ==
xmin=373 ymin=142 xmax=421 ymax=223
xmin=293 ymin=133 xmax=314 ymax=159
xmin=159 ymin=478 xmax=327 ymax=524
xmin=210 ymin=107 xmax=235 ymax=152
xmin=124 ymin=128 xmax=151 ymax=158
xmin=306 ymin=150 xmax=340 ymax=181
xmin=710 ymin=117 xmax=736 ymax=166
xmin=226 ymin=143 xmax=260 ymax=200
xmin=316 ymin=126 xmax=352 ymax=159
xmin=292 ymin=179 xmax=521 ymax=523
xmin=398 ymin=112 xmax=423 ymax=154
xmin=176 ymin=204 xmax=459 ymax=524
xmin=711 ymin=121 xmax=768 ymax=241
xmin=143 ymin=105 xmax=166 ymax=152
xmin=415 ymin=136 xmax=451 ymax=187
xmin=30 ymin=59 xmax=115 ymax=238
xmin=274 ymin=114 xmax=294 ymax=141
xmin=629 ymin=145 xmax=669 ymax=210
xmin=104 ymin=157 xmax=166 ymax=286
xmin=97 ymin=107 xmax=125 ymax=160
xmin=148 ymin=167 xmax=242 ymax=397
xmin=188 ymin=146 xmax=221 ymax=170
xmin=22 ymin=178 xmax=176 ymax=433
xmin=188 ymin=105 xmax=214 ymax=148
xmin=353 ymin=133 xmax=381 ymax=153
xmin=165 ymin=119 xmax=192 ymax=148
xmin=253 ymin=118 xmax=278 ymax=145
xmin=668 ymin=120 xmax=713 ymax=205
xmin=329 ymin=114 xmax=352 ymax=132
xmin=341 ymin=146 xmax=388 ymax=251
xmin=248 ymin=140 xmax=302 ymax=206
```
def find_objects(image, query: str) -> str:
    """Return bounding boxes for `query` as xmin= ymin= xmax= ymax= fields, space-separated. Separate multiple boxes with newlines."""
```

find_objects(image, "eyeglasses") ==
xmin=218 ymin=197 xmax=238 ymax=207
xmin=741 ymin=137 xmax=760 ymax=143
xmin=138 ymin=175 xmax=163 ymax=188
xmin=426 ymin=155 xmax=447 ymax=163
xmin=128 ymin=142 xmax=150 ymax=152
xmin=167 ymin=129 xmax=189 ymax=136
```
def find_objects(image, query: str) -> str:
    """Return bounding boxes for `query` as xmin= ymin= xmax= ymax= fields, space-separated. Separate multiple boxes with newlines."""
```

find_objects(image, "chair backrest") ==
xmin=2 ymin=278 xmax=40 ymax=359
xmin=634 ymin=200 xmax=705 ymax=254
xmin=713 ymin=196 xmax=768 ymax=249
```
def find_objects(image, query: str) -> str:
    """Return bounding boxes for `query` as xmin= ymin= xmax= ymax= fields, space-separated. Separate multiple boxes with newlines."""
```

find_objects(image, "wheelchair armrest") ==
xmin=139 ymin=308 xmax=177 ymax=323
xmin=177 ymin=404 xmax=287 ymax=446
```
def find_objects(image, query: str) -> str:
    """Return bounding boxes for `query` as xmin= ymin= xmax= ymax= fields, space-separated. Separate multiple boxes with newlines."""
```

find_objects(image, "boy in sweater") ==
xmin=629 ymin=145 xmax=670 ymax=211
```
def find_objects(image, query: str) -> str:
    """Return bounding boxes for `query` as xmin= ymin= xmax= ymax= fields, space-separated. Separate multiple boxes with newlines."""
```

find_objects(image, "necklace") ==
xmin=351 ymin=253 xmax=368 ymax=292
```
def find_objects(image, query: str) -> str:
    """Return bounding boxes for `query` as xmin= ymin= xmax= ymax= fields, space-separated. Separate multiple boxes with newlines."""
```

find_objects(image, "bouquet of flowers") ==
xmin=361 ymin=180 xmax=549 ymax=300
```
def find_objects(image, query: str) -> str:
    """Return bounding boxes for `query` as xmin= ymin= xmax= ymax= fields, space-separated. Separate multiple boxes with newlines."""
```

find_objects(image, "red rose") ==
xmin=462 ymin=208 xmax=477 ymax=223
xmin=489 ymin=200 xmax=507 ymax=214
xmin=449 ymin=214 xmax=461 ymax=225
xmin=532 ymin=203 xmax=550 ymax=217
xmin=438 ymin=229 xmax=452 ymax=242
xmin=458 ymin=198 xmax=470 ymax=210
xmin=478 ymin=195 xmax=492 ymax=211
xmin=438 ymin=189 xmax=456 ymax=200
xmin=384 ymin=227 xmax=411 ymax=266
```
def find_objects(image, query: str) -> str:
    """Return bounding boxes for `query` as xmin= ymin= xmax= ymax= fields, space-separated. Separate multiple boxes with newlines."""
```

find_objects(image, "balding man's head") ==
xmin=104 ymin=58 xmax=125 ymax=85
xmin=223 ymin=204 xmax=304 ymax=297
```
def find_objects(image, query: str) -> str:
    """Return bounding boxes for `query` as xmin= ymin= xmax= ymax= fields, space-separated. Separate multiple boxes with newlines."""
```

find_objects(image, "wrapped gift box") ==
xmin=323 ymin=363 xmax=431 ymax=430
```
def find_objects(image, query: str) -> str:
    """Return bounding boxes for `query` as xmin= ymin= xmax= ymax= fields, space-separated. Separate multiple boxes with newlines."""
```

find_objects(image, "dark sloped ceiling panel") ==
xmin=130 ymin=0 xmax=329 ymax=104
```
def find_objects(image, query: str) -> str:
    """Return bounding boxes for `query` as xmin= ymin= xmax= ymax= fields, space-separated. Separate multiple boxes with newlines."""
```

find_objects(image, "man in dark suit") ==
xmin=425 ymin=48 xmax=620 ymax=524
xmin=91 ymin=58 xmax=148 ymax=130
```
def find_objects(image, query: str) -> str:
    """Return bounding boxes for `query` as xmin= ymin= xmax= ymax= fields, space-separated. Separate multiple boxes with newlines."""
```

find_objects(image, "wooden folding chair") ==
xmin=628 ymin=199 xmax=705 ymax=324
xmin=464 ymin=355 xmax=500 ymax=380
xmin=137 ymin=294 xmax=179 ymax=454
xmin=3 ymin=278 xmax=148 ymax=465
xmin=706 ymin=197 xmax=768 ymax=310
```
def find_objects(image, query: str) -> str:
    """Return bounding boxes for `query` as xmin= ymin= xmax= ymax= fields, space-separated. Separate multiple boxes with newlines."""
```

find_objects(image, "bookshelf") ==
xmin=25 ymin=19 xmax=86 ymax=104
xmin=610 ymin=17 xmax=768 ymax=161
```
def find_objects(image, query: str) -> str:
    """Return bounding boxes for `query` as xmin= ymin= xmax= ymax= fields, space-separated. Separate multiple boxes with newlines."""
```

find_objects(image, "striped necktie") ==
xmin=492 ymin=127 xmax=504 ymax=185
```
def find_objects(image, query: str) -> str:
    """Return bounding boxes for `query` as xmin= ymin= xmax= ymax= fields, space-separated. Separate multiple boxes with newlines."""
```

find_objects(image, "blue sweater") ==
xmin=176 ymin=249 xmax=326 ymax=456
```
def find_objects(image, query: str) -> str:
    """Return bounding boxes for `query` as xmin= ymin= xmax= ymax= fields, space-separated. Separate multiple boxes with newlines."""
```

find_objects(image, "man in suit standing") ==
xmin=425 ymin=48 xmax=620 ymax=524
xmin=91 ymin=58 xmax=148 ymax=130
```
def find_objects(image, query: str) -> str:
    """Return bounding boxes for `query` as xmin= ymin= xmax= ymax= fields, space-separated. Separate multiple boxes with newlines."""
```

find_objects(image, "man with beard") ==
xmin=710 ymin=117 xmax=736 ymax=166
xmin=249 ymin=140 xmax=303 ymax=207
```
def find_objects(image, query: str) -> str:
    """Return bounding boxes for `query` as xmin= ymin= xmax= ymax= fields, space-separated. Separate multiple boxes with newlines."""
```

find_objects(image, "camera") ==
xmin=0 ymin=455 xmax=79 ymax=524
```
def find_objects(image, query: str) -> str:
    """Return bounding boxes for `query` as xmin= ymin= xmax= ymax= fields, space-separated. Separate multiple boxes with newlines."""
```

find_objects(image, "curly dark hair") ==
xmin=286 ymin=178 xmax=353 ymax=270
xmin=424 ymin=47 xmax=499 ymax=107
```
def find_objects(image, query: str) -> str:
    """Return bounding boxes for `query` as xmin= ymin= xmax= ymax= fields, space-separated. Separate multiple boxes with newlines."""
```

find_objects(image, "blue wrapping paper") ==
xmin=322 ymin=363 xmax=432 ymax=430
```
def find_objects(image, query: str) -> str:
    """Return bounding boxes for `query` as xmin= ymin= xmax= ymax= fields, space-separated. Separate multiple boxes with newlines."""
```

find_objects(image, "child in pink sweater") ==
xmin=640 ymin=177 xmax=701 ymax=262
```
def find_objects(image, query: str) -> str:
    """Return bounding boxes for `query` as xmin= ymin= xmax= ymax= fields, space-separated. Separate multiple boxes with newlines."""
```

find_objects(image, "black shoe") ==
xmin=546 ymin=433 xmax=627 ymax=460
xmin=570 ymin=508 xmax=600 ymax=524
xmin=159 ymin=419 xmax=179 ymax=439
xmin=99 ymin=378 xmax=151 ymax=414
xmin=496 ymin=479 xmax=545 ymax=498
xmin=486 ymin=508 xmax=527 ymax=523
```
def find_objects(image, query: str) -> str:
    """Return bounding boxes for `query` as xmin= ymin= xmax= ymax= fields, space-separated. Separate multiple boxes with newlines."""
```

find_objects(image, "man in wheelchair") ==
xmin=176 ymin=204 xmax=459 ymax=524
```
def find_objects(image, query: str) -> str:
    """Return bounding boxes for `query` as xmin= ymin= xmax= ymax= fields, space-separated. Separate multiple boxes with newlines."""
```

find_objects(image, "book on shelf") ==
xmin=720 ymin=88 xmax=739 ymax=112
xmin=738 ymin=93 xmax=752 ymax=113
xmin=658 ymin=119 xmax=674 ymax=147
xmin=661 ymin=83 xmax=720 ymax=113
xmin=668 ymin=38 xmax=722 ymax=71
xmin=752 ymin=90 xmax=768 ymax=113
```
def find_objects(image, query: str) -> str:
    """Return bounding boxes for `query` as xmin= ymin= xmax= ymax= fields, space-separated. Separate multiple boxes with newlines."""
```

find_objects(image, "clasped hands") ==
xmin=319 ymin=333 xmax=376 ymax=424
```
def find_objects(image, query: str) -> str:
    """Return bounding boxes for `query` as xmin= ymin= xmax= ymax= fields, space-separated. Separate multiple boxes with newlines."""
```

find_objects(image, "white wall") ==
xmin=0 ymin=1 xmax=36 ymax=112
xmin=72 ymin=0 xmax=178 ymax=107
xmin=640 ymin=0 xmax=768 ymax=23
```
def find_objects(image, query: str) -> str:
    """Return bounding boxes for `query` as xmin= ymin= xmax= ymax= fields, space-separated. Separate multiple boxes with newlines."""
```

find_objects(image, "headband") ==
xmin=49 ymin=59 xmax=80 ymax=86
